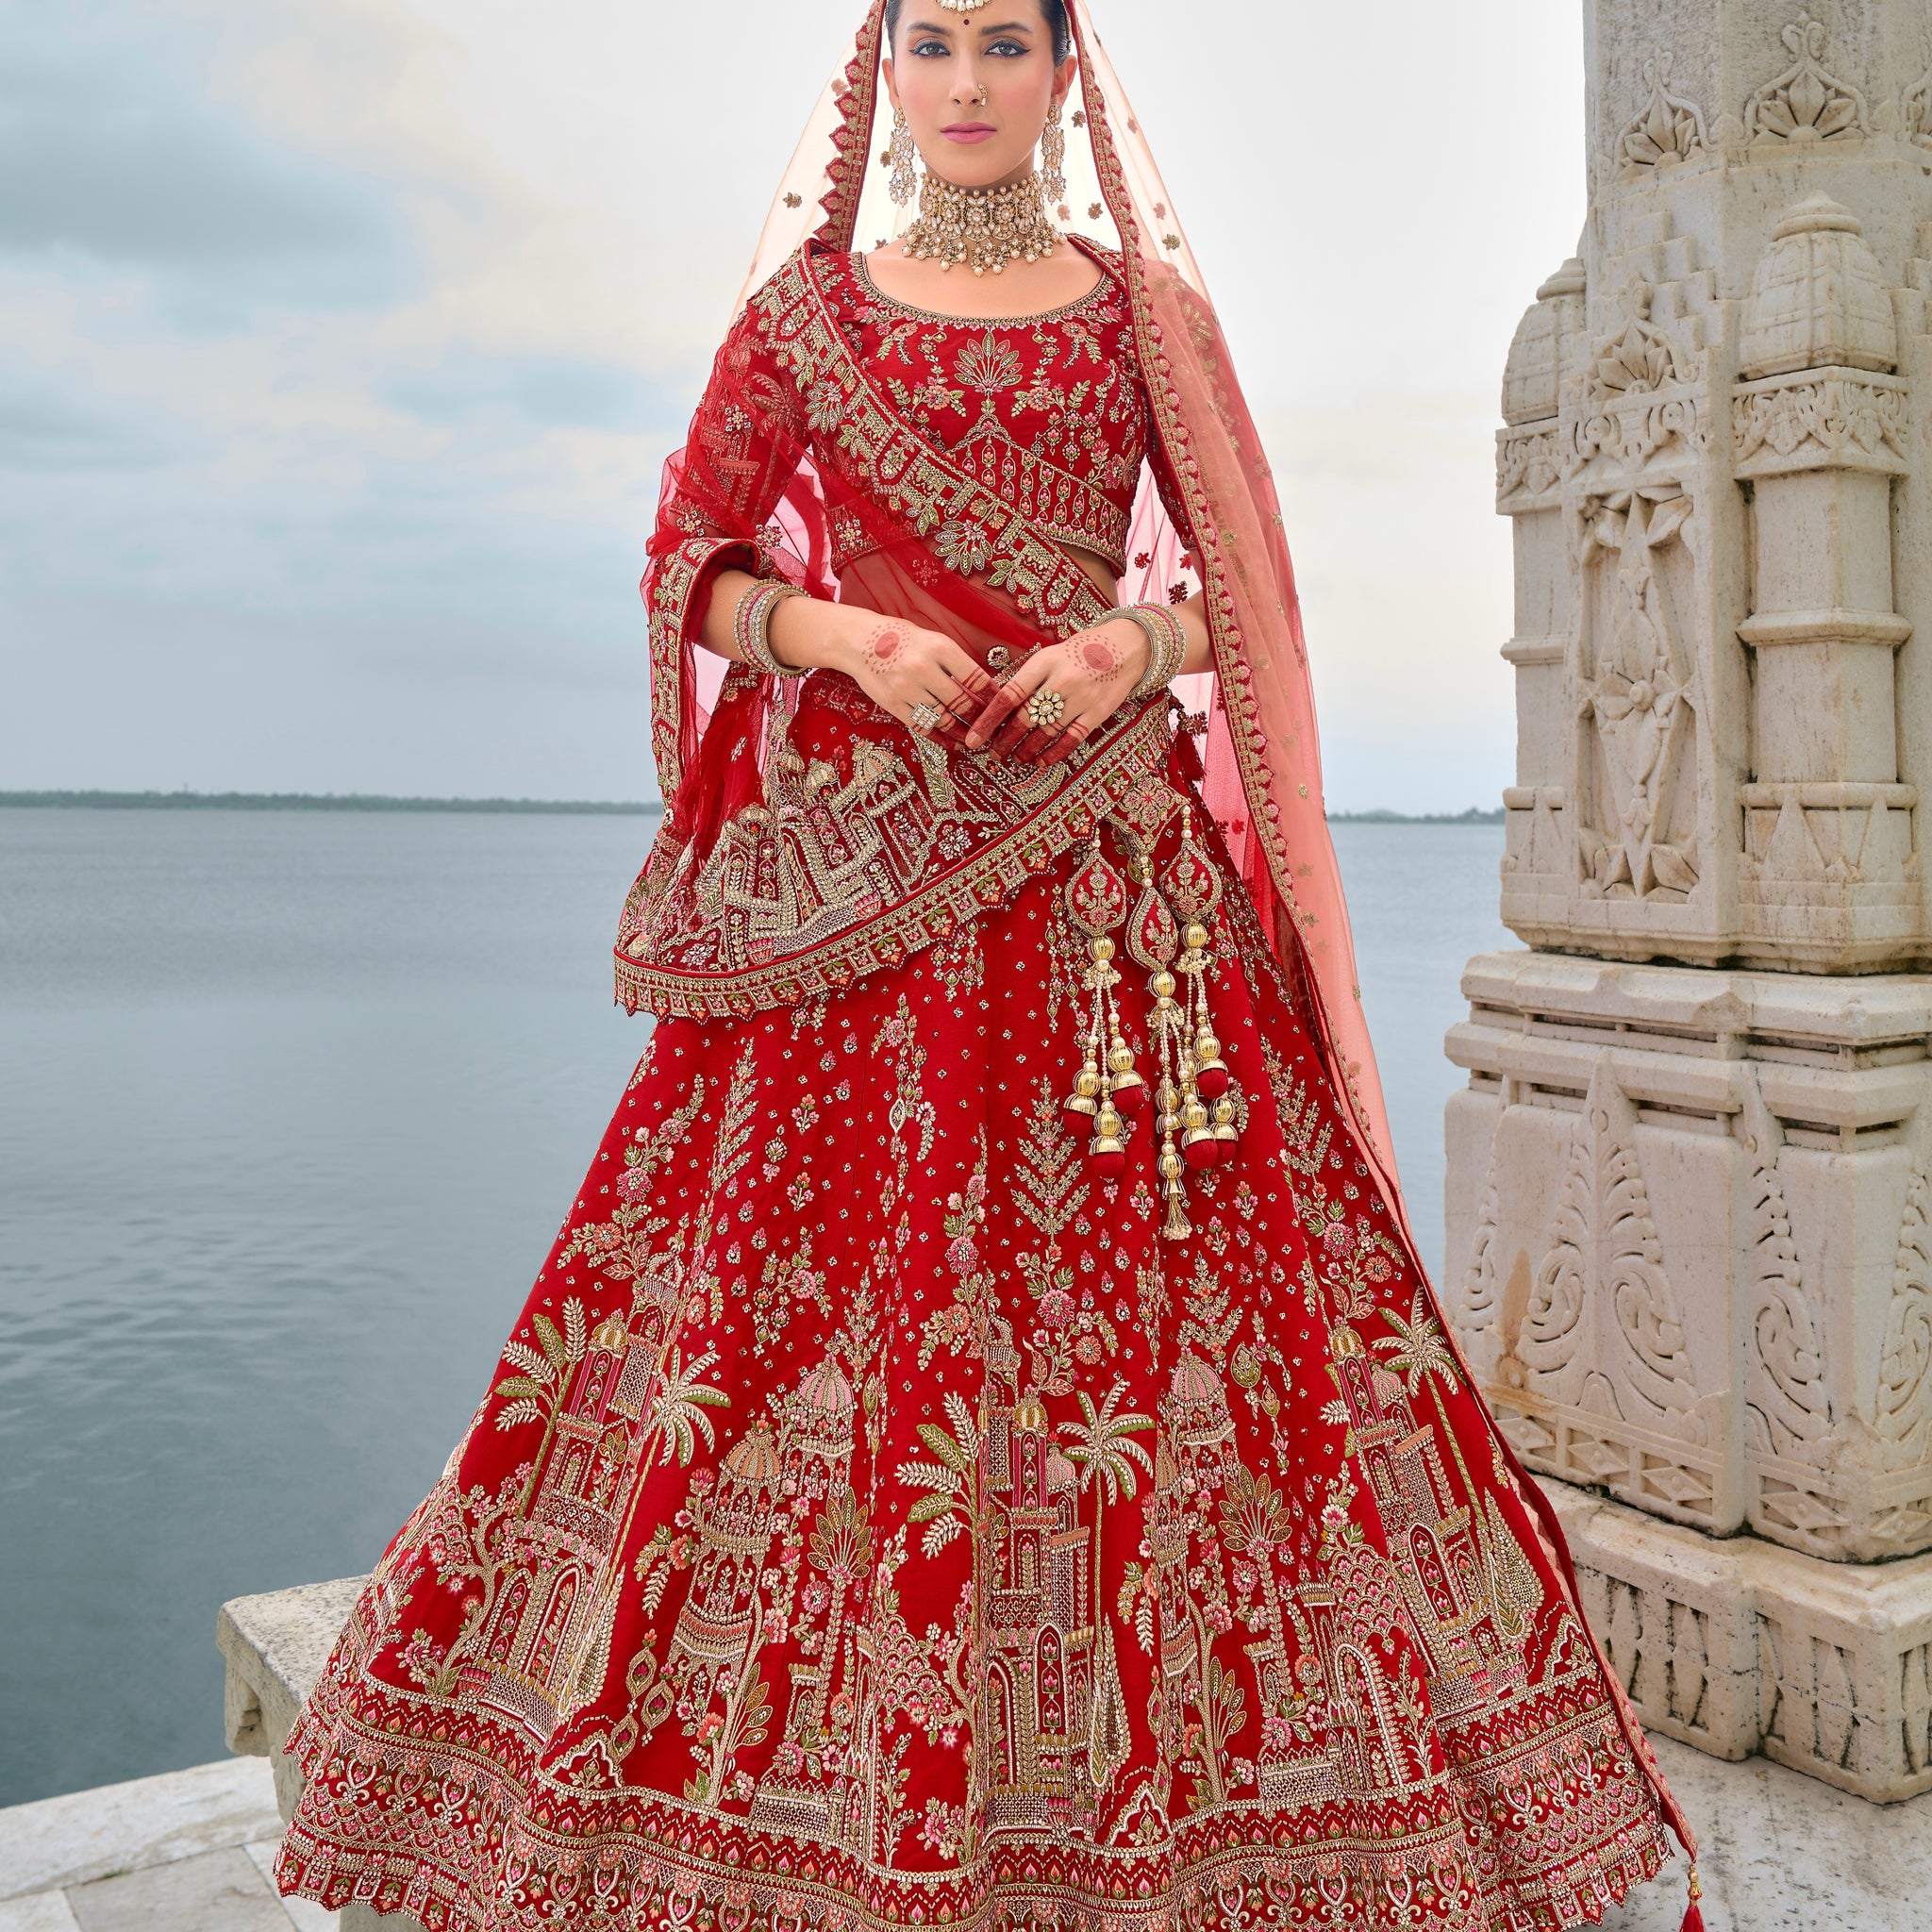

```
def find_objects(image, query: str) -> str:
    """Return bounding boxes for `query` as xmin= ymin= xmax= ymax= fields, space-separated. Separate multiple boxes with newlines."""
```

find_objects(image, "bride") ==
xmin=275 ymin=5 xmax=1699 ymax=1927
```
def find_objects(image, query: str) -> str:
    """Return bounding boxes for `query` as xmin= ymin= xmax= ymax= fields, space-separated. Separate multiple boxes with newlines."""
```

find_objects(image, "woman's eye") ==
xmin=910 ymin=38 xmax=947 ymax=56
xmin=987 ymin=39 xmax=1028 ymax=56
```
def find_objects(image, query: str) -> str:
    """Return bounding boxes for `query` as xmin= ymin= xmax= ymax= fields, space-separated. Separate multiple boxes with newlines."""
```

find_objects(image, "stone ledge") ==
xmin=1539 ymin=1477 xmax=1932 ymax=1802
xmin=217 ymin=1577 xmax=368 ymax=1824
xmin=217 ymin=1577 xmax=386 ymax=1931
xmin=211 ymin=1575 xmax=1932 ymax=1928
xmin=1458 ymin=949 xmax=1932 ymax=1042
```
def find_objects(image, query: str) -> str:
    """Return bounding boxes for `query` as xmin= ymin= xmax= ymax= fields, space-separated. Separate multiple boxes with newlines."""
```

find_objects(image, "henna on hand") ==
xmin=1038 ymin=718 xmax=1091 ymax=767
xmin=1074 ymin=629 xmax=1132 ymax=681
xmin=964 ymin=677 xmax=1030 ymax=750
xmin=855 ymin=618 xmax=911 ymax=675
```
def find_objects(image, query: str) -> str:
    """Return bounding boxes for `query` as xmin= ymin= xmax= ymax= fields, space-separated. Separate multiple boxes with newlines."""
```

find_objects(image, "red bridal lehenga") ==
xmin=276 ymin=6 xmax=1698 ymax=1928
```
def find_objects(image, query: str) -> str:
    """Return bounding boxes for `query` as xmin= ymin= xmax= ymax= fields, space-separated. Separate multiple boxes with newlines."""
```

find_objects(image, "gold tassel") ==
xmin=1126 ymin=852 xmax=1191 ymax=1240
xmin=1062 ymin=840 xmax=1137 ymax=1183
xmin=1160 ymin=815 xmax=1238 ymax=1171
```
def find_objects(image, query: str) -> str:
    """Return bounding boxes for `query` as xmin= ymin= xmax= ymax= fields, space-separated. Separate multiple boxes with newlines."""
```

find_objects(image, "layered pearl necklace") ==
xmin=903 ymin=169 xmax=1060 ymax=276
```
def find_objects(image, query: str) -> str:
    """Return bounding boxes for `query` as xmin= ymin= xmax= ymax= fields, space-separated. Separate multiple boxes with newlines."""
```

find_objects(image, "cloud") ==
xmin=378 ymin=355 xmax=675 ymax=433
xmin=0 ymin=375 xmax=175 ymax=471
xmin=0 ymin=0 xmax=1584 ymax=808
xmin=0 ymin=3 xmax=405 ymax=322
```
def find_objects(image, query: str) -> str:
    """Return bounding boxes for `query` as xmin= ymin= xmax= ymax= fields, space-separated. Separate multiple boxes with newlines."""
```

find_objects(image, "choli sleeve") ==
xmin=644 ymin=298 xmax=805 ymax=653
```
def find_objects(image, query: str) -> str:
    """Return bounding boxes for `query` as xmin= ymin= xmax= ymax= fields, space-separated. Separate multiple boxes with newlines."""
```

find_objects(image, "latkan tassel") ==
xmin=1161 ymin=816 xmax=1239 ymax=1168
xmin=1126 ymin=851 xmax=1191 ymax=1239
xmin=1679 ymin=1863 xmax=1705 ymax=1932
xmin=1061 ymin=842 xmax=1138 ymax=1179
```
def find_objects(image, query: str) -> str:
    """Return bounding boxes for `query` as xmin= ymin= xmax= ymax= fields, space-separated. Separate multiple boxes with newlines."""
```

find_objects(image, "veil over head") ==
xmin=690 ymin=0 xmax=1404 ymax=1211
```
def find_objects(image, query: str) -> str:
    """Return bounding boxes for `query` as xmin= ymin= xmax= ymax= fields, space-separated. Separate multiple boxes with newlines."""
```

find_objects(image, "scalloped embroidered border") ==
xmin=615 ymin=702 xmax=1177 ymax=1022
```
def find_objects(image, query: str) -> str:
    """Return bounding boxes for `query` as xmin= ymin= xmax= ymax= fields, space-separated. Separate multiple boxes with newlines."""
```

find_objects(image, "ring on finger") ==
xmin=909 ymin=700 xmax=943 ymax=736
xmin=1024 ymin=687 xmax=1066 ymax=731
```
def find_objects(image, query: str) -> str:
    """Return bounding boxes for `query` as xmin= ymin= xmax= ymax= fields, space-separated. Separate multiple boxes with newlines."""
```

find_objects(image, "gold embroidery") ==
xmin=615 ymin=697 xmax=1181 ymax=1022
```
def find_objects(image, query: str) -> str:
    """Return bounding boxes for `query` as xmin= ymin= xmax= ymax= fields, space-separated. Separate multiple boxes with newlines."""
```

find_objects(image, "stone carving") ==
xmin=1880 ymin=1129 xmax=1932 ymax=1467
xmin=1739 ymin=194 xmax=1897 ymax=381
xmin=1743 ymin=11 xmax=1872 ymax=146
xmin=1461 ymin=0 xmax=1932 ymax=1800
xmin=1614 ymin=52 xmax=1708 ymax=175
xmin=1905 ymin=36 xmax=1932 ymax=149
xmin=1516 ymin=1056 xmax=1703 ymax=1440
xmin=1495 ymin=425 xmax=1566 ymax=511
xmin=1740 ymin=1078 xmax=1832 ymax=1459
xmin=1548 ymin=1485 xmax=1932 ymax=1802
xmin=1457 ymin=1133 xmax=1502 ymax=1336
xmin=1588 ymin=274 xmax=1698 ymax=401
xmin=1732 ymin=372 xmax=1909 ymax=475
xmin=1574 ymin=276 xmax=1709 ymax=469
xmin=1577 ymin=491 xmax=1699 ymax=902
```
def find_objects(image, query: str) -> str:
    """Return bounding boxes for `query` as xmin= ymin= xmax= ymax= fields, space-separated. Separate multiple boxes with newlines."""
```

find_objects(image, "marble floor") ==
xmin=0 ymin=1758 xmax=332 ymax=1932
xmin=1 ymin=1736 xmax=1926 ymax=1931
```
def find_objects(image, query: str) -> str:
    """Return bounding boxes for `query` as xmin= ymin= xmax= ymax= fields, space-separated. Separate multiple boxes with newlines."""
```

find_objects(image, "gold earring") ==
xmin=1041 ymin=97 xmax=1067 ymax=205
xmin=888 ymin=105 xmax=918 ymax=207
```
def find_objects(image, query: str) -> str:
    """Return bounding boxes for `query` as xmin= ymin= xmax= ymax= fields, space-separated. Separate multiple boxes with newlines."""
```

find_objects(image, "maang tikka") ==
xmin=886 ymin=105 xmax=918 ymax=207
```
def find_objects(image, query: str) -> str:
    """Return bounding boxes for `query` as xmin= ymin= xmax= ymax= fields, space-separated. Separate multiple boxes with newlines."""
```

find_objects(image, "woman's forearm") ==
xmin=699 ymin=569 xmax=858 ymax=675
xmin=1176 ymin=591 xmax=1213 ymax=675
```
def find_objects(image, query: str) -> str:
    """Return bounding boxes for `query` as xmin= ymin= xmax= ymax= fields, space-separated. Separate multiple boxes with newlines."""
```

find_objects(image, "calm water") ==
xmin=0 ymin=808 xmax=1506 ymax=1807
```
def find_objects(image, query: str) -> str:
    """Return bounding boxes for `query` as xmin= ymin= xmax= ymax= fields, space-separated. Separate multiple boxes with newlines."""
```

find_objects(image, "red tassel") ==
xmin=1679 ymin=1864 xmax=1705 ymax=1932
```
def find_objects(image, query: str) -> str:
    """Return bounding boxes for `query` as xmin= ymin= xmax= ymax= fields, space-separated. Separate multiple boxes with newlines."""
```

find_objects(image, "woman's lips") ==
xmin=941 ymin=123 xmax=996 ymax=142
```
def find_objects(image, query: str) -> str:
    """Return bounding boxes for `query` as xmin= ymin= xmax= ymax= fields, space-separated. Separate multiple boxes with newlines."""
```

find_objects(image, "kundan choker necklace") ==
xmin=903 ymin=169 xmax=1059 ymax=275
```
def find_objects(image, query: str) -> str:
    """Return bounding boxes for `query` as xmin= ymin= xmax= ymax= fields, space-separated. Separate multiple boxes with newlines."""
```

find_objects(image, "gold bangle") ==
xmin=1105 ymin=604 xmax=1189 ymax=703
xmin=733 ymin=581 xmax=808 ymax=677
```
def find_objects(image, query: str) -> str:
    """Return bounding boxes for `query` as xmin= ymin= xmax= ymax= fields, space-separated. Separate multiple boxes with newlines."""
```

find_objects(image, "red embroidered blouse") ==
xmin=619 ymin=238 xmax=1187 ymax=1022
xmin=820 ymin=245 xmax=1150 ymax=578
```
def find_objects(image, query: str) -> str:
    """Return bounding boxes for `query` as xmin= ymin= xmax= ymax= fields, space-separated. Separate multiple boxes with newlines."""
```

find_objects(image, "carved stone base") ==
xmin=1445 ymin=951 xmax=1932 ymax=1566
xmin=1537 ymin=1475 xmax=1932 ymax=1804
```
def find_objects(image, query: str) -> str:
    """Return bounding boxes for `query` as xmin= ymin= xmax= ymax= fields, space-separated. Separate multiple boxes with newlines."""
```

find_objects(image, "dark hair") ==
xmin=883 ymin=0 xmax=1072 ymax=66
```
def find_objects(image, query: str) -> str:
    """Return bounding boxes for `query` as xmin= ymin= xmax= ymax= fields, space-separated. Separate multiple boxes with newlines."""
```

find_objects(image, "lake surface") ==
xmin=0 ymin=808 xmax=1507 ymax=1807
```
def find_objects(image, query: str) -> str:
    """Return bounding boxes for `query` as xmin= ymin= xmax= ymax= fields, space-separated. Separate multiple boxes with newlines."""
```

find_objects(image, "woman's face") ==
xmin=883 ymin=8 xmax=1074 ymax=192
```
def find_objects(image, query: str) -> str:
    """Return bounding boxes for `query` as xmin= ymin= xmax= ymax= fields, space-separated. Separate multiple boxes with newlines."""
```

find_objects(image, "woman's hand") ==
xmin=825 ymin=609 xmax=998 ymax=743
xmin=962 ymin=619 xmax=1151 ymax=765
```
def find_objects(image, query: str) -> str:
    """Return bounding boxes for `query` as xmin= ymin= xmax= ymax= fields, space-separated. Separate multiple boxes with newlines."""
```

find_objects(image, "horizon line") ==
xmin=2 ymin=789 xmax=1505 ymax=823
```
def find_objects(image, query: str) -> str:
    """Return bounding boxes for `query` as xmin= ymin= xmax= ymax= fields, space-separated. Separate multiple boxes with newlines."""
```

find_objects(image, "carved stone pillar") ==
xmin=1447 ymin=0 xmax=1932 ymax=1803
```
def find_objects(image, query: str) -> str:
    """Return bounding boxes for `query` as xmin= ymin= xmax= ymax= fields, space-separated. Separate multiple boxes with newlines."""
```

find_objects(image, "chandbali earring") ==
xmin=1040 ymin=97 xmax=1067 ymax=206
xmin=886 ymin=105 xmax=918 ymax=207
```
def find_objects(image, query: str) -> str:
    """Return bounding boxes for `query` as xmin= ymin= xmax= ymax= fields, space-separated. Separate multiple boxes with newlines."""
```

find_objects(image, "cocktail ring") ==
xmin=909 ymin=701 xmax=943 ymax=735
xmin=1024 ymin=688 xmax=1066 ymax=730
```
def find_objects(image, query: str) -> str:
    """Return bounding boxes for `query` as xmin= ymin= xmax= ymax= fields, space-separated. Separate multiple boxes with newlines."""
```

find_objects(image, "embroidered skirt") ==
xmin=275 ymin=822 xmax=1675 ymax=1932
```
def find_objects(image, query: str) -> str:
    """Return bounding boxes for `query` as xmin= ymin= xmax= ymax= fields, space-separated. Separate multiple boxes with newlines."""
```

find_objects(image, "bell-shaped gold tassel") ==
xmin=1062 ymin=843 xmax=1139 ymax=1180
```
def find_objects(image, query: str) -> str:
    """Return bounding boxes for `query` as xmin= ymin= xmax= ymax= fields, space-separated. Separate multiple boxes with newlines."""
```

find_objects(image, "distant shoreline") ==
xmin=1 ymin=791 xmax=1503 ymax=823
xmin=0 ymin=791 xmax=663 ymax=815
xmin=1327 ymin=808 xmax=1505 ymax=824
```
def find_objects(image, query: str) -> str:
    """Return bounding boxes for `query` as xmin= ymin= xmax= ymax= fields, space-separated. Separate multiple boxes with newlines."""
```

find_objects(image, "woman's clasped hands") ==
xmin=839 ymin=611 xmax=1151 ymax=769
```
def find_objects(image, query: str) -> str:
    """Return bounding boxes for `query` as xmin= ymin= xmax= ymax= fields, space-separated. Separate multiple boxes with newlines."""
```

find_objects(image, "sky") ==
xmin=0 ymin=0 xmax=1586 ymax=811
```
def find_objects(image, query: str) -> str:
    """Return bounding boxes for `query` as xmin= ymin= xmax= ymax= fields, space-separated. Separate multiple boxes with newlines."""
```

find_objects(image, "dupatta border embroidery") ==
xmin=615 ymin=695 xmax=1179 ymax=1022
xmin=760 ymin=245 xmax=1117 ymax=641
